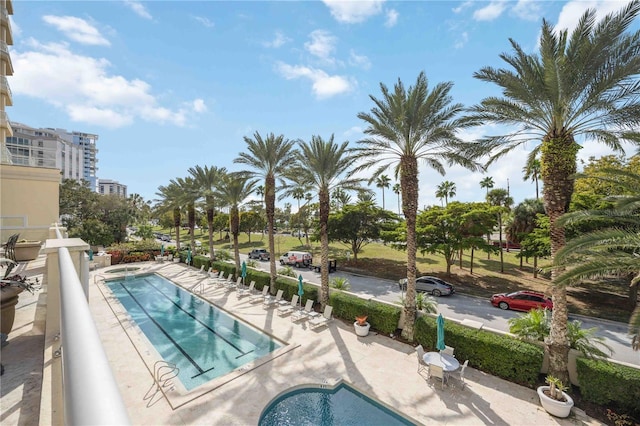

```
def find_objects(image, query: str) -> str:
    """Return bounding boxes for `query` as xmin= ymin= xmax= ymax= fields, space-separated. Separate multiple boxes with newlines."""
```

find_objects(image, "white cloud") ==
xmin=454 ymin=32 xmax=469 ymax=49
xmin=385 ymin=9 xmax=399 ymax=27
xmin=275 ymin=62 xmax=354 ymax=99
xmin=11 ymin=39 xmax=204 ymax=128
xmin=305 ymin=30 xmax=337 ymax=64
xmin=193 ymin=16 xmax=214 ymax=28
xmin=43 ymin=15 xmax=110 ymax=46
xmin=511 ymin=0 xmax=542 ymax=21
xmin=9 ymin=16 xmax=21 ymax=37
xmin=263 ymin=30 xmax=290 ymax=48
xmin=473 ymin=2 xmax=507 ymax=21
xmin=343 ymin=126 xmax=364 ymax=138
xmin=452 ymin=1 xmax=473 ymax=14
xmin=555 ymin=1 xmax=623 ymax=34
xmin=322 ymin=0 xmax=385 ymax=23
xmin=348 ymin=50 xmax=371 ymax=70
xmin=123 ymin=0 xmax=152 ymax=20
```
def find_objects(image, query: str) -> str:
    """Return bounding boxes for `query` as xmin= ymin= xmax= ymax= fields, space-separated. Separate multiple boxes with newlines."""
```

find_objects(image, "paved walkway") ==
xmin=1 ymin=259 xmax=602 ymax=425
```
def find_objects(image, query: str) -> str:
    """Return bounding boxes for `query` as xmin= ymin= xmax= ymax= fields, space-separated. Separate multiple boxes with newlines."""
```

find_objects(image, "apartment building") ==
xmin=51 ymin=128 xmax=99 ymax=191
xmin=0 ymin=0 xmax=13 ymax=161
xmin=98 ymin=179 xmax=127 ymax=198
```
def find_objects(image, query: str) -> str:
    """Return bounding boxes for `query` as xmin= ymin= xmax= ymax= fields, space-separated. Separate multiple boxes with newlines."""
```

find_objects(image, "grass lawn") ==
xmin=160 ymin=227 xmax=634 ymax=323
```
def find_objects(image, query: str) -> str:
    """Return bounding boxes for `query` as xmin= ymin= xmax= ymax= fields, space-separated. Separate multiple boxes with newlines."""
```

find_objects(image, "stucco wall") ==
xmin=0 ymin=163 xmax=60 ymax=242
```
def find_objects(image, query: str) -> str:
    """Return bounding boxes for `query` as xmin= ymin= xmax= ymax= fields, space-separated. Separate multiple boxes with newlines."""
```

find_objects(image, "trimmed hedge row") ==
xmin=414 ymin=315 xmax=543 ymax=387
xmin=576 ymin=358 xmax=640 ymax=418
xmin=329 ymin=292 xmax=401 ymax=335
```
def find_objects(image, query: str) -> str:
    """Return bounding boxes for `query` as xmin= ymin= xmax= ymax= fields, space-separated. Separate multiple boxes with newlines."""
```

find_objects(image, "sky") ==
xmin=9 ymin=0 xmax=639 ymax=212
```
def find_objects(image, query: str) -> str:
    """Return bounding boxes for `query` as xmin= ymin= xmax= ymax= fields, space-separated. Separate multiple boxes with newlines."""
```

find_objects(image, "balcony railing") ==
xmin=1 ymin=75 xmax=12 ymax=105
xmin=0 ymin=40 xmax=13 ymax=75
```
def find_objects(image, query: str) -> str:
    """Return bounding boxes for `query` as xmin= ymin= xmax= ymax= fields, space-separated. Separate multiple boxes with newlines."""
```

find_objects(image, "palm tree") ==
xmin=375 ymin=174 xmax=391 ymax=209
xmin=332 ymin=188 xmax=352 ymax=210
xmin=155 ymin=182 xmax=182 ymax=250
xmin=435 ymin=180 xmax=456 ymax=206
xmin=188 ymin=165 xmax=227 ymax=260
xmin=466 ymin=1 xmax=640 ymax=382
xmin=554 ymin=168 xmax=640 ymax=352
xmin=357 ymin=190 xmax=375 ymax=204
xmin=353 ymin=71 xmax=481 ymax=341
xmin=480 ymin=176 xmax=494 ymax=197
xmin=486 ymin=188 xmax=513 ymax=273
xmin=216 ymin=172 xmax=257 ymax=272
xmin=523 ymin=158 xmax=541 ymax=200
xmin=171 ymin=177 xmax=199 ymax=250
xmin=392 ymin=183 xmax=401 ymax=215
xmin=291 ymin=135 xmax=362 ymax=309
xmin=235 ymin=132 xmax=297 ymax=292
xmin=507 ymin=198 xmax=545 ymax=271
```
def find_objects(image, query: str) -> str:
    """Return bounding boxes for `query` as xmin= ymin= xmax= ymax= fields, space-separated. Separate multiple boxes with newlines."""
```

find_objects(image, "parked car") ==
xmin=490 ymin=290 xmax=553 ymax=312
xmin=398 ymin=276 xmax=455 ymax=297
xmin=248 ymin=249 xmax=269 ymax=261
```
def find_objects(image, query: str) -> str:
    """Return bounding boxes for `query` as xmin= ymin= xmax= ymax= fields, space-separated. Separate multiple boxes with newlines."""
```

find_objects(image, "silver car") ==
xmin=398 ymin=276 xmax=455 ymax=297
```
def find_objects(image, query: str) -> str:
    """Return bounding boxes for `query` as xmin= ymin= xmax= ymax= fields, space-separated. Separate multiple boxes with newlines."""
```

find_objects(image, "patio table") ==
xmin=423 ymin=352 xmax=460 ymax=372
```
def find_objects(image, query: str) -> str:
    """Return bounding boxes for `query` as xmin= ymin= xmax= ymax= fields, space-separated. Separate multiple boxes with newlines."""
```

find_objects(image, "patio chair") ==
xmin=249 ymin=286 xmax=269 ymax=304
xmin=449 ymin=359 xmax=469 ymax=389
xmin=440 ymin=345 xmax=455 ymax=357
xmin=309 ymin=305 xmax=333 ymax=330
xmin=263 ymin=289 xmax=284 ymax=309
xmin=428 ymin=364 xmax=447 ymax=390
xmin=277 ymin=294 xmax=298 ymax=316
xmin=223 ymin=276 xmax=238 ymax=290
xmin=237 ymin=281 xmax=255 ymax=298
xmin=416 ymin=345 xmax=428 ymax=374
xmin=291 ymin=299 xmax=314 ymax=322
xmin=213 ymin=271 xmax=228 ymax=287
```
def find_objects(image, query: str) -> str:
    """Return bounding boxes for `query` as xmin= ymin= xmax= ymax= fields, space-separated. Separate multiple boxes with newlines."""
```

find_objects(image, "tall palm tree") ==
xmin=375 ymin=174 xmax=391 ymax=210
xmin=392 ymin=183 xmax=401 ymax=215
xmin=332 ymin=188 xmax=352 ymax=210
xmin=353 ymin=71 xmax=481 ymax=341
xmin=507 ymin=198 xmax=545 ymax=271
xmin=480 ymin=176 xmax=494 ymax=197
xmin=171 ymin=177 xmax=199 ymax=250
xmin=291 ymin=135 xmax=362 ymax=308
xmin=216 ymin=172 xmax=257 ymax=273
xmin=235 ymin=132 xmax=297 ymax=292
xmin=555 ymin=168 xmax=640 ymax=352
xmin=486 ymin=188 xmax=514 ymax=273
xmin=466 ymin=1 xmax=640 ymax=382
xmin=188 ymin=165 xmax=227 ymax=260
xmin=523 ymin=158 xmax=541 ymax=200
xmin=155 ymin=182 xmax=182 ymax=250
xmin=435 ymin=180 xmax=456 ymax=206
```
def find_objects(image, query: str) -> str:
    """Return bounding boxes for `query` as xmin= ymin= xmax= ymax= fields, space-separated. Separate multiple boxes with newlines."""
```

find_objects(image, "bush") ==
xmin=576 ymin=358 xmax=640 ymax=418
xmin=414 ymin=315 xmax=543 ymax=386
xmin=329 ymin=292 xmax=400 ymax=334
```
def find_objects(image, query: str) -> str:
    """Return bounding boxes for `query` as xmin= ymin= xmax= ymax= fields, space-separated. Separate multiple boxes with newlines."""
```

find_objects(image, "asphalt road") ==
xmin=245 ymin=255 xmax=638 ymax=366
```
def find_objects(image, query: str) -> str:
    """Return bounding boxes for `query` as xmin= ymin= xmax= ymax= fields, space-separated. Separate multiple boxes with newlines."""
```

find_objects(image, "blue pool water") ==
xmin=106 ymin=273 xmax=282 ymax=391
xmin=259 ymin=383 xmax=415 ymax=426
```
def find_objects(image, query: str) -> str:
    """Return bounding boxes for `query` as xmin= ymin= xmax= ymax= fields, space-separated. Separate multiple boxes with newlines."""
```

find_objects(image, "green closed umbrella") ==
xmin=186 ymin=247 xmax=192 ymax=265
xmin=298 ymin=275 xmax=304 ymax=309
xmin=160 ymin=244 xmax=164 ymax=257
xmin=241 ymin=261 xmax=247 ymax=286
xmin=436 ymin=314 xmax=446 ymax=351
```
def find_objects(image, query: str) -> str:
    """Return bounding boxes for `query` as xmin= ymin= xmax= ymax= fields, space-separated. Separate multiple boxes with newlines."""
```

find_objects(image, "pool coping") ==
xmin=94 ymin=268 xmax=300 ymax=409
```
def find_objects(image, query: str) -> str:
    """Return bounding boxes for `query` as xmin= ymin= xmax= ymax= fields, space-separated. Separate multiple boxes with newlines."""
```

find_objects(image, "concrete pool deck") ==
xmin=2 ymin=259 xmax=602 ymax=425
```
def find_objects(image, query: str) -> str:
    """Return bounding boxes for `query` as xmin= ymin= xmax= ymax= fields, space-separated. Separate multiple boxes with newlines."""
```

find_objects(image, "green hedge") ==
xmin=576 ymin=358 xmax=640 ymax=418
xmin=329 ymin=292 xmax=401 ymax=334
xmin=414 ymin=315 xmax=543 ymax=387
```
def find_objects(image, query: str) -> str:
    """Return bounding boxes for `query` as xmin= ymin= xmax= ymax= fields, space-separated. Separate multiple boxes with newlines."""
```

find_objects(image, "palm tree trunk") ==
xmin=470 ymin=248 xmax=474 ymax=274
xmin=498 ymin=214 xmax=504 ymax=273
xmin=265 ymin=175 xmax=277 ymax=295
xmin=189 ymin=204 xmax=195 ymax=250
xmin=207 ymin=207 xmax=214 ymax=260
xmin=173 ymin=208 xmax=181 ymax=250
xmin=319 ymin=187 xmax=330 ymax=309
xmin=533 ymin=256 xmax=538 ymax=278
xmin=231 ymin=207 xmax=241 ymax=273
xmin=401 ymin=157 xmax=418 ymax=341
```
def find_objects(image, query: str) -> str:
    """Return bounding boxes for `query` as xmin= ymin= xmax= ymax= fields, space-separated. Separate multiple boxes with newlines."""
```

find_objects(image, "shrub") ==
xmin=330 ymin=276 xmax=351 ymax=290
xmin=329 ymin=292 xmax=400 ymax=334
xmin=277 ymin=266 xmax=296 ymax=278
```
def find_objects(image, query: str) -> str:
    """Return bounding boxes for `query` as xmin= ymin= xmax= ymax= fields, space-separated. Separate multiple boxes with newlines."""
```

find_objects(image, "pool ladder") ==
xmin=143 ymin=361 xmax=180 ymax=408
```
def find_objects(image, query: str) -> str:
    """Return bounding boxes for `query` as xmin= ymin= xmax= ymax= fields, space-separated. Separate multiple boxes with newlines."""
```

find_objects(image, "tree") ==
xmin=466 ymin=1 xmax=640 ymax=382
xmin=216 ymin=173 xmax=257 ymax=272
xmin=479 ymin=176 xmax=494 ymax=197
xmin=291 ymin=135 xmax=362 ymax=308
xmin=523 ymin=158 xmax=541 ymax=200
xmin=435 ymin=180 xmax=456 ymax=206
xmin=507 ymin=198 xmax=545 ymax=269
xmin=332 ymin=188 xmax=352 ymax=210
xmin=170 ymin=176 xmax=199 ymax=250
xmin=486 ymin=188 xmax=513 ymax=273
xmin=239 ymin=210 xmax=265 ymax=242
xmin=326 ymin=201 xmax=398 ymax=262
xmin=59 ymin=179 xmax=99 ymax=231
xmin=155 ymin=182 xmax=183 ymax=250
xmin=375 ymin=174 xmax=391 ymax=210
xmin=519 ymin=214 xmax=551 ymax=278
xmin=235 ymin=132 xmax=297 ymax=293
xmin=353 ymin=71 xmax=481 ymax=341
xmin=392 ymin=183 xmax=401 ymax=215
xmin=189 ymin=165 xmax=227 ymax=260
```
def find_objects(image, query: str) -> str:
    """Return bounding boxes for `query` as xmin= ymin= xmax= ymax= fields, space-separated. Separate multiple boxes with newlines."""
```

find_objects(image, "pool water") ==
xmin=106 ymin=273 xmax=282 ymax=391
xmin=259 ymin=383 xmax=415 ymax=426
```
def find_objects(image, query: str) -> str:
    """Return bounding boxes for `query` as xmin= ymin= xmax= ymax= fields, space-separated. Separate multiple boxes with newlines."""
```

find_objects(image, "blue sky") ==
xmin=9 ymin=0 xmax=638 ymax=211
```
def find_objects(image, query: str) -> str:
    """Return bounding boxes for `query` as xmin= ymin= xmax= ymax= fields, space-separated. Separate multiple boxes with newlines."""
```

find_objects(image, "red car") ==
xmin=490 ymin=291 xmax=553 ymax=312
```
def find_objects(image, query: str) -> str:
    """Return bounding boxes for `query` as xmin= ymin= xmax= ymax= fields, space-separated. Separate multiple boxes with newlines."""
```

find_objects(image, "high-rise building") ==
xmin=98 ymin=179 xmax=127 ymax=198
xmin=50 ymin=128 xmax=99 ymax=191
xmin=0 ymin=0 xmax=13 ymax=162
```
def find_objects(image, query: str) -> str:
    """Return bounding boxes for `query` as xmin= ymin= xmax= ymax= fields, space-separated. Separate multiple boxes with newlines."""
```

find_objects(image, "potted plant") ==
xmin=1 ymin=261 xmax=39 ymax=335
xmin=537 ymin=375 xmax=574 ymax=418
xmin=354 ymin=314 xmax=370 ymax=337
xmin=14 ymin=240 xmax=42 ymax=262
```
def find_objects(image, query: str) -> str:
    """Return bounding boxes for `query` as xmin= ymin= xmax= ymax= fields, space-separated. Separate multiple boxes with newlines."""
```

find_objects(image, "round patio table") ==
xmin=423 ymin=352 xmax=460 ymax=372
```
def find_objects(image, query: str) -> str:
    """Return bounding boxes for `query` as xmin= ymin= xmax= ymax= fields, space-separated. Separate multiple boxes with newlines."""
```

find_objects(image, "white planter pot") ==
xmin=537 ymin=386 xmax=574 ymax=418
xmin=354 ymin=322 xmax=370 ymax=337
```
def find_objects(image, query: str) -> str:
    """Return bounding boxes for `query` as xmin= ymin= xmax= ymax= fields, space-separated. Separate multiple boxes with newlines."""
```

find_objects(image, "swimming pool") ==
xmin=259 ymin=382 xmax=415 ymax=426
xmin=105 ymin=273 xmax=283 ymax=391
